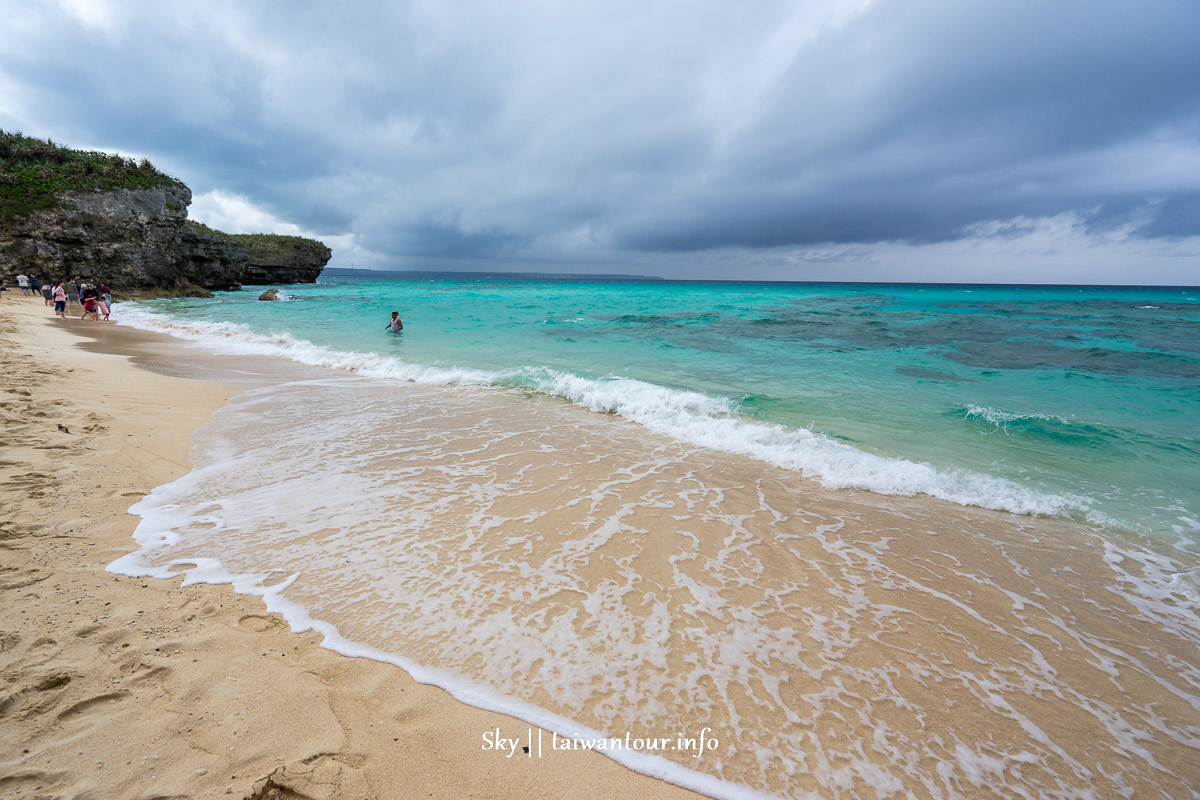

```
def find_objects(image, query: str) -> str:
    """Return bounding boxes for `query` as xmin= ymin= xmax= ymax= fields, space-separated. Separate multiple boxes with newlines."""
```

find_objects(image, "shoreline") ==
xmin=0 ymin=300 xmax=704 ymax=800
xmin=6 ymin=294 xmax=1199 ymax=798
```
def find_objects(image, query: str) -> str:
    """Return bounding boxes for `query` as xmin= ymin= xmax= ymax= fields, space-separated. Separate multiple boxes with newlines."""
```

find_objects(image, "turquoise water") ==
xmin=122 ymin=278 xmax=1200 ymax=537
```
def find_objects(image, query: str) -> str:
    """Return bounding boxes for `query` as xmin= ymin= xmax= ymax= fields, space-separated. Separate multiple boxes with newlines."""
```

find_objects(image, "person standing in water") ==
xmin=52 ymin=282 xmax=67 ymax=318
xmin=384 ymin=311 xmax=403 ymax=332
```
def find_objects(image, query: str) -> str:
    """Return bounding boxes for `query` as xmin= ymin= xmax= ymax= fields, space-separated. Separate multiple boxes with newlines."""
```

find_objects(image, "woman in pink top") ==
xmin=52 ymin=283 xmax=67 ymax=318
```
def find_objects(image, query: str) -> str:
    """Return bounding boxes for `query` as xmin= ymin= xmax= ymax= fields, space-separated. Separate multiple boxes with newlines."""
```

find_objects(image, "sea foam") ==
xmin=107 ymin=376 xmax=1200 ymax=800
xmin=115 ymin=303 xmax=1090 ymax=519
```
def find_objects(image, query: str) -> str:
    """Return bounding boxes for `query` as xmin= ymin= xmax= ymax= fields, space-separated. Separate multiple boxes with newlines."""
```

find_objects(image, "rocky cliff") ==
xmin=1 ymin=132 xmax=331 ymax=296
xmin=187 ymin=225 xmax=331 ymax=287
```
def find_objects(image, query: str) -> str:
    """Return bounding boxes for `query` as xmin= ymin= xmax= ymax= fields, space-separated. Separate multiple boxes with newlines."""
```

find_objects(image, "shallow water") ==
xmin=109 ymin=278 xmax=1200 ymax=798
xmin=110 ymin=374 xmax=1200 ymax=799
xmin=121 ymin=279 xmax=1200 ymax=538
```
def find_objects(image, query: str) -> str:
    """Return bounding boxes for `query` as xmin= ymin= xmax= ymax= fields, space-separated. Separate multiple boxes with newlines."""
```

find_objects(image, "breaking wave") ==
xmin=117 ymin=304 xmax=1096 ymax=519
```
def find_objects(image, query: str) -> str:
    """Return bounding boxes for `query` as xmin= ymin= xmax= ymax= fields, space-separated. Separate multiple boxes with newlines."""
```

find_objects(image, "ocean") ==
xmin=109 ymin=277 xmax=1200 ymax=798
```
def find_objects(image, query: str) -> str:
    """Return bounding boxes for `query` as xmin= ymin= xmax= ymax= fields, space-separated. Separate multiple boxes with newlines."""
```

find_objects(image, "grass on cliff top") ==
xmin=0 ymin=130 xmax=184 ymax=224
xmin=185 ymin=220 xmax=328 ymax=256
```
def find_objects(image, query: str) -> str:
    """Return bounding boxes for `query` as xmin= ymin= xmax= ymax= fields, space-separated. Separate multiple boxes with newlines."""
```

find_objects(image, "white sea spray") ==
xmin=115 ymin=304 xmax=1090 ymax=519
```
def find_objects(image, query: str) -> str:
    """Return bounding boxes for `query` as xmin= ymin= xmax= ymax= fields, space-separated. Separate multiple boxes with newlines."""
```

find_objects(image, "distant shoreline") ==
xmin=322 ymin=267 xmax=664 ymax=281
xmin=319 ymin=268 xmax=1200 ymax=290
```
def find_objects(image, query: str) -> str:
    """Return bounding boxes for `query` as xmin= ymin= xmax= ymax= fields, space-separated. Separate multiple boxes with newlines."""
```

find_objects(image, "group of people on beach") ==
xmin=8 ymin=277 xmax=400 ymax=332
xmin=4 ymin=272 xmax=113 ymax=321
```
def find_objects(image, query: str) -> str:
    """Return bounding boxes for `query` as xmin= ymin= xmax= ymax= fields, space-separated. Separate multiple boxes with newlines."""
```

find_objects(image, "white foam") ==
xmin=107 ymin=404 xmax=794 ymax=800
xmin=115 ymin=303 xmax=1090 ymax=519
xmin=109 ymin=552 xmax=784 ymax=800
xmin=963 ymin=404 xmax=1071 ymax=429
xmin=107 ymin=377 xmax=1200 ymax=799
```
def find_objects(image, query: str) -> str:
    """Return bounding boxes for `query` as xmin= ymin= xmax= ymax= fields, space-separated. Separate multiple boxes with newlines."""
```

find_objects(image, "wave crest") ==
xmin=116 ymin=303 xmax=1093 ymax=519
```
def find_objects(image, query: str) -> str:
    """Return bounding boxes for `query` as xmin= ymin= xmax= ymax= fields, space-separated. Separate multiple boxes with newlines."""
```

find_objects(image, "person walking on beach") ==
xmin=40 ymin=281 xmax=53 ymax=306
xmin=16 ymin=272 xmax=30 ymax=296
xmin=64 ymin=277 xmax=78 ymax=307
xmin=81 ymin=282 xmax=100 ymax=315
xmin=81 ymin=294 xmax=99 ymax=321
xmin=385 ymin=311 xmax=404 ymax=332
xmin=99 ymin=282 xmax=111 ymax=308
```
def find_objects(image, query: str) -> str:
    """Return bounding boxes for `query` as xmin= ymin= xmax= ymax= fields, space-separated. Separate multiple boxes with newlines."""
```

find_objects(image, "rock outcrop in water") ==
xmin=194 ymin=225 xmax=330 ymax=287
xmin=0 ymin=132 xmax=331 ymax=297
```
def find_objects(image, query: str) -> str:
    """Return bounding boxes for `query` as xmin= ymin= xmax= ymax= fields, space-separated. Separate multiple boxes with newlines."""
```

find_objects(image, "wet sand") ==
xmin=112 ymin=371 xmax=1200 ymax=798
xmin=0 ymin=301 xmax=705 ymax=800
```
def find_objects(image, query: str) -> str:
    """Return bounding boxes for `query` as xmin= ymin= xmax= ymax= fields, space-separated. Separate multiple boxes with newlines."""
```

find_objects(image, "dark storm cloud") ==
xmin=1 ymin=0 xmax=1198 ymax=279
xmin=618 ymin=0 xmax=1200 ymax=250
xmin=3 ymin=6 xmax=329 ymax=191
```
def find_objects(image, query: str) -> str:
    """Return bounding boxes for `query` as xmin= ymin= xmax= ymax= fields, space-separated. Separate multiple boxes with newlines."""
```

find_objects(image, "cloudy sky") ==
xmin=3 ymin=0 xmax=1199 ymax=283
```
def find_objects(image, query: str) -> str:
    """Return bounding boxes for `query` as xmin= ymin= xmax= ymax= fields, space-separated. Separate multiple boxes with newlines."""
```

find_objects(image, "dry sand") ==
xmin=0 ymin=299 xmax=704 ymax=800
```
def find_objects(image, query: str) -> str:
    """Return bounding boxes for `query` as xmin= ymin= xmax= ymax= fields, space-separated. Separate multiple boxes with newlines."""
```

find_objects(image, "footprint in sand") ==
xmin=56 ymin=690 xmax=130 ymax=720
xmin=0 ymin=671 xmax=76 ymax=721
xmin=238 ymin=614 xmax=285 ymax=633
xmin=5 ymin=471 xmax=52 ymax=493
xmin=0 ymin=769 xmax=68 ymax=795
xmin=0 ymin=567 xmax=49 ymax=590
xmin=247 ymin=754 xmax=369 ymax=800
xmin=34 ymin=672 xmax=73 ymax=692
xmin=177 ymin=595 xmax=218 ymax=618
xmin=124 ymin=665 xmax=170 ymax=686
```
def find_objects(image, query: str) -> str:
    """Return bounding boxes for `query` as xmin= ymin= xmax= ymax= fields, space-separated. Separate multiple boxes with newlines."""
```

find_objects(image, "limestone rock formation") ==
xmin=1 ymin=132 xmax=331 ymax=297
xmin=2 ymin=185 xmax=221 ymax=296
xmin=240 ymin=237 xmax=330 ymax=285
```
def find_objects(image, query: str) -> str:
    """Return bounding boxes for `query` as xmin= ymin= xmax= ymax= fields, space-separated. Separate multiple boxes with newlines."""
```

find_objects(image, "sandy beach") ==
xmin=0 ymin=299 xmax=704 ymax=800
xmin=5 ymin=291 xmax=1199 ymax=800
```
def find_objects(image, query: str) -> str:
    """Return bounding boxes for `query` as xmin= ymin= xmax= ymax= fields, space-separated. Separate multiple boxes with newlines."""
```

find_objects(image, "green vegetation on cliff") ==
xmin=185 ymin=220 xmax=329 ymax=258
xmin=0 ymin=131 xmax=184 ymax=224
